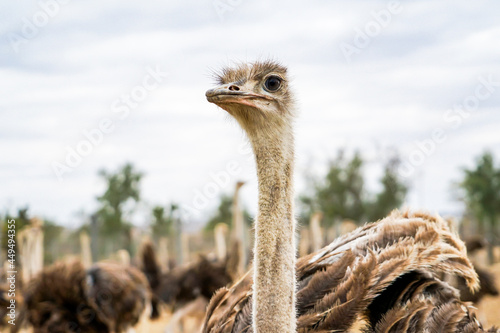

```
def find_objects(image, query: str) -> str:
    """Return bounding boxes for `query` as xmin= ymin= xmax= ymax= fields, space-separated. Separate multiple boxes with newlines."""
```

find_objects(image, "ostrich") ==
xmin=215 ymin=223 xmax=229 ymax=261
xmin=23 ymin=260 xmax=150 ymax=333
xmin=310 ymin=212 xmax=324 ymax=252
xmin=230 ymin=181 xmax=247 ymax=278
xmin=139 ymin=241 xmax=233 ymax=310
xmin=457 ymin=236 xmax=499 ymax=304
xmin=139 ymin=240 xmax=233 ymax=332
xmin=202 ymin=60 xmax=498 ymax=332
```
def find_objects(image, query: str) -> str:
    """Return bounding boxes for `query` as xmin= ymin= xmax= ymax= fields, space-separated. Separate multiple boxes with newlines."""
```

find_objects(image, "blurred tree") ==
xmin=96 ymin=163 xmax=142 ymax=254
xmin=460 ymin=152 xmax=500 ymax=264
xmin=300 ymin=151 xmax=366 ymax=227
xmin=42 ymin=219 xmax=64 ymax=264
xmin=151 ymin=204 xmax=174 ymax=239
xmin=366 ymin=155 xmax=408 ymax=222
xmin=1 ymin=208 xmax=64 ymax=264
xmin=205 ymin=194 xmax=252 ymax=231
xmin=300 ymin=150 xmax=408 ymax=227
xmin=1 ymin=207 xmax=31 ymax=263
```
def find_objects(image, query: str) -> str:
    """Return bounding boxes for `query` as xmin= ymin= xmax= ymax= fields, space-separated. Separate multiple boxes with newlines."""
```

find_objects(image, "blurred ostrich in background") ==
xmin=22 ymin=260 xmax=150 ymax=333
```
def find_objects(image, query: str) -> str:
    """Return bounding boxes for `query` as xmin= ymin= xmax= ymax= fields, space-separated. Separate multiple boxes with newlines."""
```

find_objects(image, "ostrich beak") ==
xmin=206 ymin=85 xmax=272 ymax=108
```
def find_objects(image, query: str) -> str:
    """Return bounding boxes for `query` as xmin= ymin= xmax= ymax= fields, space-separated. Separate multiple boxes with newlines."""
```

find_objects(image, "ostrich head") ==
xmin=206 ymin=61 xmax=295 ymax=138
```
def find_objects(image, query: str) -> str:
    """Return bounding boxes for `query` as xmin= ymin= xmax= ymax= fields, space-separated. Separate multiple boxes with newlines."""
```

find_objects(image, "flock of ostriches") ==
xmin=1 ymin=61 xmax=499 ymax=333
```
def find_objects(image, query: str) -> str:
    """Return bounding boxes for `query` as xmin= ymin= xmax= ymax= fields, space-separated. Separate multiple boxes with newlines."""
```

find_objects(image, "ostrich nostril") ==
xmin=228 ymin=85 xmax=240 ymax=91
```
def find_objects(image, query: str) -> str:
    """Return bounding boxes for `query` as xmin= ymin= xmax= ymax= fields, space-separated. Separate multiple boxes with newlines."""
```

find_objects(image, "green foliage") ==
xmin=96 ymin=163 xmax=142 ymax=236
xmin=94 ymin=163 xmax=143 ymax=256
xmin=41 ymin=219 xmax=64 ymax=264
xmin=205 ymin=194 xmax=252 ymax=231
xmin=300 ymin=151 xmax=366 ymax=226
xmin=366 ymin=155 xmax=408 ymax=222
xmin=459 ymin=151 xmax=500 ymax=264
xmin=151 ymin=204 xmax=175 ymax=238
xmin=300 ymin=150 xmax=408 ymax=226
xmin=460 ymin=152 xmax=500 ymax=232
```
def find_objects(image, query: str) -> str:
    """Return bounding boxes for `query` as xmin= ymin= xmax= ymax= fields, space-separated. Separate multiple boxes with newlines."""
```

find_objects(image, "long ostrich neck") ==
xmin=249 ymin=128 xmax=296 ymax=333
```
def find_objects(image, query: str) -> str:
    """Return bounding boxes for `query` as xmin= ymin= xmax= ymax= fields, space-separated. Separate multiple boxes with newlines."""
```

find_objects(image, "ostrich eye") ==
xmin=264 ymin=76 xmax=282 ymax=92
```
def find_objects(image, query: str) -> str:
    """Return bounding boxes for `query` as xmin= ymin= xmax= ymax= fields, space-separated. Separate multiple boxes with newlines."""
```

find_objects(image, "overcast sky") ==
xmin=1 ymin=0 xmax=499 ymax=230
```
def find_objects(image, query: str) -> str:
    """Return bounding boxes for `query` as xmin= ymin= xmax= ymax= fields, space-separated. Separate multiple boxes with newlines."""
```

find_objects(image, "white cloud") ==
xmin=1 ymin=0 xmax=499 ymax=226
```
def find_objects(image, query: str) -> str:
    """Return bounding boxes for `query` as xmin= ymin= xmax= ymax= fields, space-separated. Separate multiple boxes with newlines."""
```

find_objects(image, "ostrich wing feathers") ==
xmin=203 ymin=210 xmax=499 ymax=333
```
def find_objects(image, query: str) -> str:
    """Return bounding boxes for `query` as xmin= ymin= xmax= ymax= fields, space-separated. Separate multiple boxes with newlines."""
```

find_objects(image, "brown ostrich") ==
xmin=230 ymin=181 xmax=247 ymax=278
xmin=23 ymin=260 xmax=150 ymax=333
xmin=457 ymin=266 xmax=499 ymax=303
xmin=139 ymin=240 xmax=233 ymax=332
xmin=139 ymin=241 xmax=232 ymax=311
xmin=139 ymin=240 xmax=163 ymax=319
xmin=202 ymin=60 xmax=499 ymax=332
xmin=465 ymin=235 xmax=489 ymax=254
xmin=456 ymin=236 xmax=499 ymax=304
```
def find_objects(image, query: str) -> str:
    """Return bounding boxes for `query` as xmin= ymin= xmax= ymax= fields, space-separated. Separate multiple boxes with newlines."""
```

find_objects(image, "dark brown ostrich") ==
xmin=458 ymin=266 xmax=499 ymax=303
xmin=23 ymin=260 xmax=150 ymax=333
xmin=139 ymin=241 xmax=232 ymax=311
xmin=454 ymin=236 xmax=499 ymax=304
xmin=158 ymin=255 xmax=232 ymax=309
xmin=465 ymin=235 xmax=489 ymax=254
xmin=139 ymin=239 xmax=164 ymax=319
